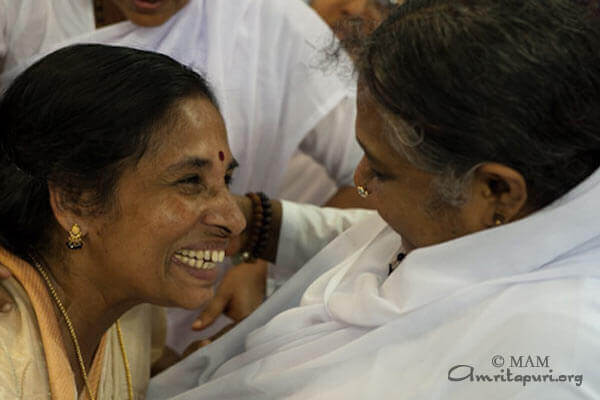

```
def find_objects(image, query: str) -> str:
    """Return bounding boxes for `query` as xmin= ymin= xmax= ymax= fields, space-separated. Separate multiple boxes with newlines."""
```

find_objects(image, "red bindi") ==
xmin=218 ymin=151 xmax=225 ymax=161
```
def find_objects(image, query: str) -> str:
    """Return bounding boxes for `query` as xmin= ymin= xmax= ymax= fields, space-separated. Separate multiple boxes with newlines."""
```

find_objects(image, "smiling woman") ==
xmin=0 ymin=44 xmax=244 ymax=399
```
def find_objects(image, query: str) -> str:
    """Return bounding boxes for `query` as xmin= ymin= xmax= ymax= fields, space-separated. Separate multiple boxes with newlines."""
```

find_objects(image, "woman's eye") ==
xmin=176 ymin=175 xmax=206 ymax=194
xmin=178 ymin=175 xmax=202 ymax=185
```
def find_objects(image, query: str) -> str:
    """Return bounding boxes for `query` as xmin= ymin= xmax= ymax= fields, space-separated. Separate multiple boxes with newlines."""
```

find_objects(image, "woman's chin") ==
xmin=124 ymin=12 xmax=173 ymax=27
xmin=165 ymin=258 xmax=220 ymax=309
xmin=168 ymin=286 xmax=215 ymax=310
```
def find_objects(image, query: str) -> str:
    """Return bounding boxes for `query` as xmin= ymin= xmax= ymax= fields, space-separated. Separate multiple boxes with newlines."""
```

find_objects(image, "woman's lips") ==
xmin=133 ymin=0 xmax=163 ymax=12
xmin=172 ymin=255 xmax=219 ymax=282
xmin=178 ymin=263 xmax=218 ymax=282
xmin=171 ymin=249 xmax=225 ymax=282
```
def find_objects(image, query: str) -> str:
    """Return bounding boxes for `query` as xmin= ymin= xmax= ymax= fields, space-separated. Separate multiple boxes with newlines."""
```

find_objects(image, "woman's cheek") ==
xmin=160 ymin=196 xmax=199 ymax=225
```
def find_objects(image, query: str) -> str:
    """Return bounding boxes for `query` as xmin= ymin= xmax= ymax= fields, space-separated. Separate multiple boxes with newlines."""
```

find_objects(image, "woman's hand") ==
xmin=192 ymin=259 xmax=268 ymax=331
xmin=0 ymin=265 xmax=13 ymax=313
xmin=182 ymin=323 xmax=237 ymax=357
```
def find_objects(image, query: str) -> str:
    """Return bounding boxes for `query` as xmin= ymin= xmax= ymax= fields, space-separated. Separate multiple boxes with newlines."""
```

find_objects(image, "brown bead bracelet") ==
xmin=237 ymin=192 xmax=272 ymax=263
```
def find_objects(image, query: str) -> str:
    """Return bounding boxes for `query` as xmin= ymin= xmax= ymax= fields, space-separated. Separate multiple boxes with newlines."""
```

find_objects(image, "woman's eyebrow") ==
xmin=166 ymin=157 xmax=211 ymax=173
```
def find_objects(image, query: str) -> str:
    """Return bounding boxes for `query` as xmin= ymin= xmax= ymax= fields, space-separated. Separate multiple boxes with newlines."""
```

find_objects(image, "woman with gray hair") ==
xmin=150 ymin=0 xmax=600 ymax=398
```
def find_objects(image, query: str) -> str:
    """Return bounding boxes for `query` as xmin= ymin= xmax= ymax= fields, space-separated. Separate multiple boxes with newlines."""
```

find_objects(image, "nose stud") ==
xmin=356 ymin=185 xmax=370 ymax=198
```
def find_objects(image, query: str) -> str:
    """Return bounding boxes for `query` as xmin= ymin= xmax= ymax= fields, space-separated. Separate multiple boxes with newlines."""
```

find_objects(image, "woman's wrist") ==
xmin=232 ymin=194 xmax=281 ymax=264
xmin=262 ymin=198 xmax=282 ymax=263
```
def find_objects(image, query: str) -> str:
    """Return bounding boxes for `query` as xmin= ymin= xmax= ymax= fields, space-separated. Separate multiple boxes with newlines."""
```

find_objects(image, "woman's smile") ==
xmin=171 ymin=248 xmax=226 ymax=282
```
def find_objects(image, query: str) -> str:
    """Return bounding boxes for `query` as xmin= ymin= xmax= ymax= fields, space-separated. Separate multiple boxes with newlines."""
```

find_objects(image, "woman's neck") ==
xmin=34 ymin=249 xmax=136 ymax=392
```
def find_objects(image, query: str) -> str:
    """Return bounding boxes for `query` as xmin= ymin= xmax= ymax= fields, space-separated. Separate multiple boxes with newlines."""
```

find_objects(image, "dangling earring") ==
xmin=66 ymin=224 xmax=83 ymax=250
xmin=356 ymin=185 xmax=370 ymax=198
xmin=493 ymin=213 xmax=505 ymax=226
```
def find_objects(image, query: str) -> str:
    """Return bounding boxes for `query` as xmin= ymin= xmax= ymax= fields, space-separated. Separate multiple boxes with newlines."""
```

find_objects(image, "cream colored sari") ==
xmin=0 ymin=248 xmax=165 ymax=399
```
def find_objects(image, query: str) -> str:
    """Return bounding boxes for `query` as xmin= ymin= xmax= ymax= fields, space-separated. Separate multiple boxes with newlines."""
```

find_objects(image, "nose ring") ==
xmin=356 ymin=185 xmax=370 ymax=198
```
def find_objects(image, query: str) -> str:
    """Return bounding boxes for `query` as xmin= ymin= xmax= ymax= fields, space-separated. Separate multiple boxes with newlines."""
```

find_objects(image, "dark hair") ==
xmin=0 ymin=44 xmax=219 ymax=256
xmin=357 ymin=0 xmax=600 ymax=208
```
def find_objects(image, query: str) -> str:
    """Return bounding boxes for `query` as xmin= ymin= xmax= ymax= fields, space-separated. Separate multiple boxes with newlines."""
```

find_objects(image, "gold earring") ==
xmin=66 ymin=224 xmax=83 ymax=250
xmin=356 ymin=185 xmax=370 ymax=198
xmin=493 ymin=213 xmax=505 ymax=226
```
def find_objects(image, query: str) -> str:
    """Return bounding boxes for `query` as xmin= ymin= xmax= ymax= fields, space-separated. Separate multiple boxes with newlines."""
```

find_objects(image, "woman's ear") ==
xmin=473 ymin=163 xmax=528 ymax=226
xmin=47 ymin=183 xmax=89 ymax=236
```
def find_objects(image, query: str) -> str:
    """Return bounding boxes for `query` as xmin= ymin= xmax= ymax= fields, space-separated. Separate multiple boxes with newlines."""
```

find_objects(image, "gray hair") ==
xmin=357 ymin=0 xmax=600 ymax=210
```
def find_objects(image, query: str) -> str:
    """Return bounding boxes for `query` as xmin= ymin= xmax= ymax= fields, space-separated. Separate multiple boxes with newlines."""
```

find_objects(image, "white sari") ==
xmin=149 ymin=168 xmax=600 ymax=399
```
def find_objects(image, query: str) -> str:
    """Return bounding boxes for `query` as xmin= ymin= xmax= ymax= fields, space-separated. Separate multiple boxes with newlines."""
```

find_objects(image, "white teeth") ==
xmin=176 ymin=249 xmax=226 ymax=268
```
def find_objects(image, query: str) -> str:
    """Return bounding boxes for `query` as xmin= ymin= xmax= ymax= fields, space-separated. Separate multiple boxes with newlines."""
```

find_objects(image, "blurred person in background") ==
xmin=304 ymin=0 xmax=401 ymax=30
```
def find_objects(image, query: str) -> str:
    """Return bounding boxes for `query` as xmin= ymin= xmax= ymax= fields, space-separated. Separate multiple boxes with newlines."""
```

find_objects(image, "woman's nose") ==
xmin=202 ymin=192 xmax=246 ymax=237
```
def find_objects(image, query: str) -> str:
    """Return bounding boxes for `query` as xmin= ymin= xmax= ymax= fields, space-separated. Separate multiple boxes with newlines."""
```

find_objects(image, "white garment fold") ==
xmin=150 ymin=166 xmax=600 ymax=399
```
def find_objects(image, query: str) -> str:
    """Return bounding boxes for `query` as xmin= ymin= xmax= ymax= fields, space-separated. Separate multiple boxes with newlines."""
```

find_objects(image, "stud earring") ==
xmin=493 ymin=213 xmax=505 ymax=226
xmin=66 ymin=224 xmax=83 ymax=250
xmin=356 ymin=185 xmax=370 ymax=198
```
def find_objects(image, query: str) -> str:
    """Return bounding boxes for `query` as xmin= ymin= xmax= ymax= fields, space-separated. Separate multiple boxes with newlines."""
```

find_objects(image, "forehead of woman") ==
xmin=141 ymin=97 xmax=228 ymax=166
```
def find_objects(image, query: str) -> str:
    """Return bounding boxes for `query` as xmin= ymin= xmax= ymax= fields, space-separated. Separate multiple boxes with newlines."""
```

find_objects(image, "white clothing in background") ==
xmin=278 ymin=151 xmax=338 ymax=205
xmin=149 ymin=167 xmax=600 ymax=399
xmin=280 ymin=95 xmax=359 ymax=205
xmin=0 ymin=0 xmax=360 ymax=198
xmin=0 ymin=0 xmax=349 ymax=205
xmin=0 ymin=0 xmax=94 ymax=73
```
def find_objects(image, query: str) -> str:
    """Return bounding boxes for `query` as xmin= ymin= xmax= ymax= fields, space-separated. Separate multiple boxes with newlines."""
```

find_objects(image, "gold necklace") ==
xmin=29 ymin=251 xmax=134 ymax=400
